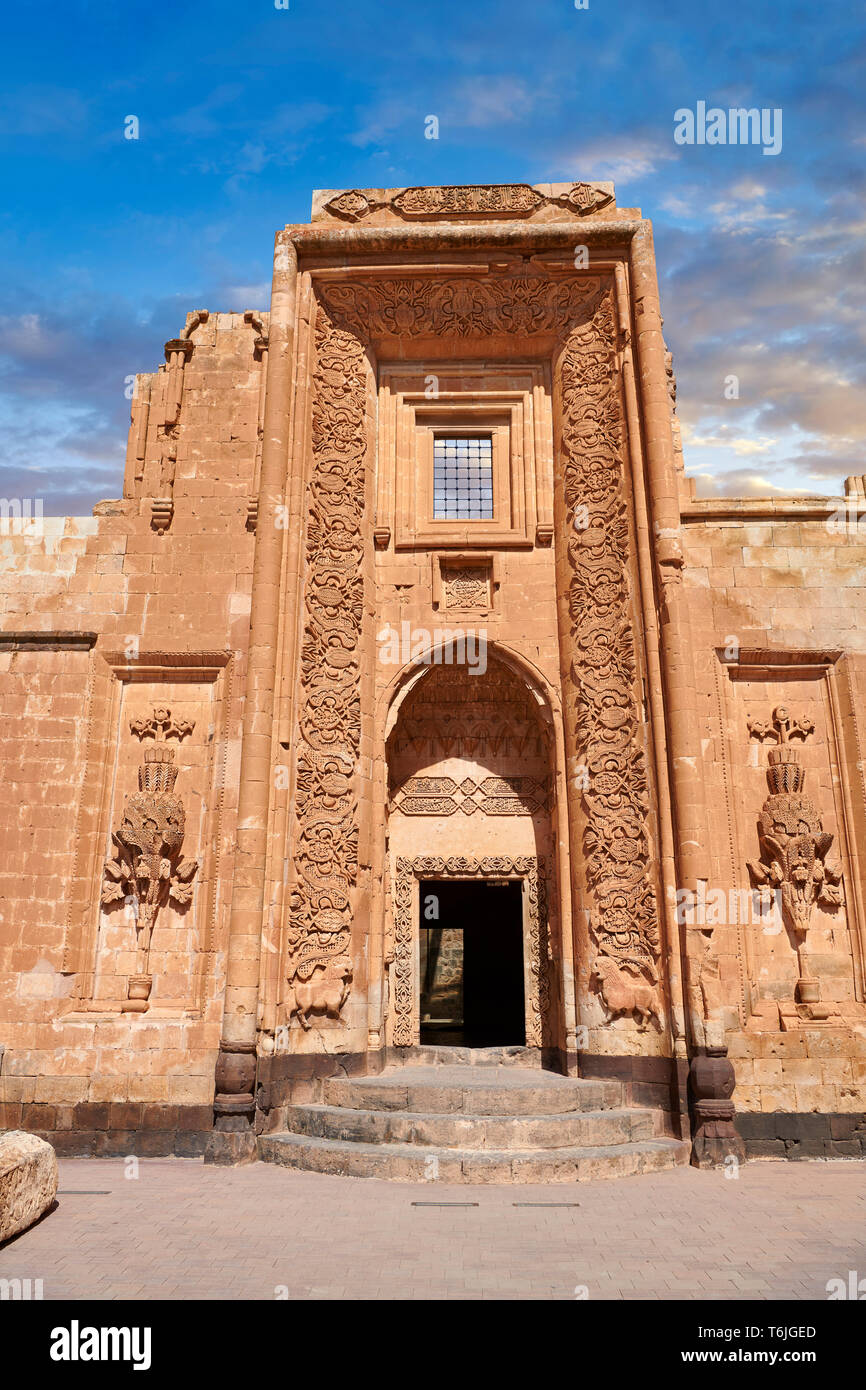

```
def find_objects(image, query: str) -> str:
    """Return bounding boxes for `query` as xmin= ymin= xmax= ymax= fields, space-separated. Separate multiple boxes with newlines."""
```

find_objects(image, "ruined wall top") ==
xmin=310 ymin=180 xmax=618 ymax=227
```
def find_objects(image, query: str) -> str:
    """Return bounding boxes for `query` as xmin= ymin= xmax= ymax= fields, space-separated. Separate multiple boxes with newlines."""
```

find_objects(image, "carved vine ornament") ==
xmin=102 ymin=707 xmax=199 ymax=1012
xmin=283 ymin=269 xmax=663 ymax=1032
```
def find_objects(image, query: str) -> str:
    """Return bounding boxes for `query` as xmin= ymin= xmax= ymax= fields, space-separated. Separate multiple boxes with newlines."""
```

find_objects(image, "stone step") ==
xmin=284 ymin=1103 xmax=655 ymax=1150
xmin=386 ymin=1045 xmax=544 ymax=1069
xmin=323 ymin=1067 xmax=623 ymax=1116
xmin=258 ymin=1131 xmax=689 ymax=1184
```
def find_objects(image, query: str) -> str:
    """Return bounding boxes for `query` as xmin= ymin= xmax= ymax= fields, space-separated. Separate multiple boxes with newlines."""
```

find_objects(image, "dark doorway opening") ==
xmin=418 ymin=878 xmax=525 ymax=1047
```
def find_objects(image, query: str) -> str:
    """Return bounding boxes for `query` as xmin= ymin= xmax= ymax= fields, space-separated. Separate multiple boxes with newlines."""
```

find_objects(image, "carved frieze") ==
xmin=319 ymin=271 xmax=604 ymax=341
xmin=393 ymin=775 xmax=549 ymax=817
xmin=323 ymin=183 xmax=614 ymax=224
xmin=558 ymin=291 xmax=662 ymax=1021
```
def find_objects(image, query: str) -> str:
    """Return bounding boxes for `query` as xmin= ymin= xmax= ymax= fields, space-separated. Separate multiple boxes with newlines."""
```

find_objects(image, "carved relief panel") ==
xmin=61 ymin=652 xmax=232 ymax=1018
xmin=713 ymin=652 xmax=865 ymax=1031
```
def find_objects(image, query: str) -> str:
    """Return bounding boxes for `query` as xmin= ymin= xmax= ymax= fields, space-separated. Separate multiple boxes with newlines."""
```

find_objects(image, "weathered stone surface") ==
xmin=260 ymin=1058 xmax=687 ymax=1182
xmin=0 ymin=1131 xmax=58 ymax=1242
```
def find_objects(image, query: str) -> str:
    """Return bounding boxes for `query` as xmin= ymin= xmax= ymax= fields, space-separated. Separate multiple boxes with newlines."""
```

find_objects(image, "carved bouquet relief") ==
xmin=747 ymin=706 xmax=842 ymax=1016
xmin=102 ymin=707 xmax=199 ymax=1012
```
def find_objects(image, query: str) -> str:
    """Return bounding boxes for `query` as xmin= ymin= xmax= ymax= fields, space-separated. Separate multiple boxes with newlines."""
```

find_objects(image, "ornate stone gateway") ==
xmin=391 ymin=856 xmax=550 ymax=1049
xmin=11 ymin=181 xmax=866 ymax=1171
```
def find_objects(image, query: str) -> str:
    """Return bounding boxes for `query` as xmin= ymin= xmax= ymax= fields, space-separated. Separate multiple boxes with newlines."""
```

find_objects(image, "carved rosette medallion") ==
xmin=284 ymin=304 xmax=367 ymax=1025
xmin=393 ymin=856 xmax=549 ymax=1048
xmin=442 ymin=563 xmax=490 ymax=610
xmin=558 ymin=291 xmax=662 ymax=1019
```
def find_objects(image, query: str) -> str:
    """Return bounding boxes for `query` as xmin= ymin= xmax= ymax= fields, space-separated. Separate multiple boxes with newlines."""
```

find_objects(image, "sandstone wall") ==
xmin=681 ymin=500 xmax=866 ymax=1139
xmin=0 ymin=311 xmax=262 ymax=1153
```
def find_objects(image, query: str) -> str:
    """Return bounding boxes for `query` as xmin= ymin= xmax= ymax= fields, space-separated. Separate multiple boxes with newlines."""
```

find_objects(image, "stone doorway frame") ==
xmin=391 ymin=855 xmax=549 ymax=1049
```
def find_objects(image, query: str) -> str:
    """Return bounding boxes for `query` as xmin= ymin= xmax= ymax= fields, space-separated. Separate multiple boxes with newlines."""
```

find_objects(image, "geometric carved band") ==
xmin=392 ymin=775 xmax=550 ymax=817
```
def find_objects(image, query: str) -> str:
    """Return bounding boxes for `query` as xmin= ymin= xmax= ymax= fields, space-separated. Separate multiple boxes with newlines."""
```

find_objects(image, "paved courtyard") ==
xmin=1 ymin=1157 xmax=864 ymax=1300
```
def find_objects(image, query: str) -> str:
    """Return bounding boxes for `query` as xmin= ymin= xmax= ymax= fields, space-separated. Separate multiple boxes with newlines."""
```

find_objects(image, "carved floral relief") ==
xmin=747 ymin=705 xmax=842 ymax=1015
xmin=102 ymin=707 xmax=199 ymax=1012
xmin=558 ymin=291 xmax=662 ymax=1026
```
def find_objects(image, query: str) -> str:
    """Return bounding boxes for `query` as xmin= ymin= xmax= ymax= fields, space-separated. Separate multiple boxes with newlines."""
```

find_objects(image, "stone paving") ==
xmin=0 ymin=1156 xmax=863 ymax=1300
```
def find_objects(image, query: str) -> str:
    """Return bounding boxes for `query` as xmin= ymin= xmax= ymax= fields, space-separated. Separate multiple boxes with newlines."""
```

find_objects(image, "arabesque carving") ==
xmin=102 ymin=707 xmax=198 ymax=1013
xmin=559 ymin=290 xmax=662 ymax=1023
xmin=284 ymin=303 xmax=366 ymax=1027
xmin=319 ymin=271 xmax=604 ymax=341
xmin=442 ymin=564 xmax=490 ymax=610
xmin=393 ymin=856 xmax=549 ymax=1047
xmin=323 ymin=183 xmax=613 ymax=223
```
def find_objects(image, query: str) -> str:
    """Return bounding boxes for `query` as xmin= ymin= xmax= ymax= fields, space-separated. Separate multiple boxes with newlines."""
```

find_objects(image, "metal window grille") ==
xmin=432 ymin=436 xmax=494 ymax=520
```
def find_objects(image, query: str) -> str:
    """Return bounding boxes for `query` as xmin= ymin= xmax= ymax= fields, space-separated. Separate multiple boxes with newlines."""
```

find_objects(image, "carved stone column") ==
xmin=205 ymin=237 xmax=297 ymax=1165
xmin=630 ymin=223 xmax=709 ymax=1067
xmin=552 ymin=285 xmax=664 ymax=1051
xmin=689 ymin=1040 xmax=747 ymax=1170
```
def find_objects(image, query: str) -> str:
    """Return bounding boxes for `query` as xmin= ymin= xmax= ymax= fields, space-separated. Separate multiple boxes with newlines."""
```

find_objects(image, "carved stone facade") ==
xmin=1 ymin=181 xmax=866 ymax=1165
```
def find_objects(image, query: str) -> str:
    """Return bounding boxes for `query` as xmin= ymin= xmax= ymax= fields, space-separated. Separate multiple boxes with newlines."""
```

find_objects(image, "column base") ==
xmin=204 ymin=1111 xmax=258 ymax=1167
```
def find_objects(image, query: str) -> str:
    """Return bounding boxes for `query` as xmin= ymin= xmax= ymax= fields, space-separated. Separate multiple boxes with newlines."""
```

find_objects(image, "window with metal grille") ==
xmin=432 ymin=435 xmax=494 ymax=520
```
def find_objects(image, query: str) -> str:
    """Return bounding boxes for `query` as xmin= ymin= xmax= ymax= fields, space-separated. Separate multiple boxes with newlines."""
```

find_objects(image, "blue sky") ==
xmin=1 ymin=0 xmax=864 ymax=512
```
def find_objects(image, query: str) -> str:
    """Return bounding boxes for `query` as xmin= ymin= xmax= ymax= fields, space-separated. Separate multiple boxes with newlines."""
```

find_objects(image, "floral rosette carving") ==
xmin=559 ymin=292 xmax=661 ymax=1020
